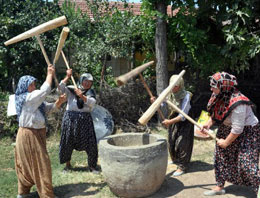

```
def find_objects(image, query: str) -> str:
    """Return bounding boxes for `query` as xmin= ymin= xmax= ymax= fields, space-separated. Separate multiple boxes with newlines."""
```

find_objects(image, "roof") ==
xmin=58 ymin=0 xmax=179 ymax=19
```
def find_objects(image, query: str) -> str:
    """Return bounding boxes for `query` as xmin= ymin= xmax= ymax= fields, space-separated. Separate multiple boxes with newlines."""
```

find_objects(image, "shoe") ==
xmin=172 ymin=170 xmax=185 ymax=177
xmin=203 ymin=189 xmax=225 ymax=196
xmin=90 ymin=167 xmax=100 ymax=174
xmin=91 ymin=169 xmax=100 ymax=174
xmin=17 ymin=195 xmax=30 ymax=198
xmin=168 ymin=161 xmax=174 ymax=165
xmin=63 ymin=165 xmax=72 ymax=173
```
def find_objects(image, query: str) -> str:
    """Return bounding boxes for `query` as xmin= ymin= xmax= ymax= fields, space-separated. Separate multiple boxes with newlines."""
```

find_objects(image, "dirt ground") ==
xmin=65 ymin=137 xmax=257 ymax=198
xmin=148 ymin=163 xmax=256 ymax=198
xmin=147 ymin=137 xmax=257 ymax=198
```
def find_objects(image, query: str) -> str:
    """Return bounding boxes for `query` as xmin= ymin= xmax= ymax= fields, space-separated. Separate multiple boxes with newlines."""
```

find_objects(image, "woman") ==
xmin=202 ymin=72 xmax=260 ymax=196
xmin=153 ymin=75 xmax=194 ymax=177
xmin=59 ymin=70 xmax=99 ymax=173
xmin=15 ymin=65 xmax=66 ymax=198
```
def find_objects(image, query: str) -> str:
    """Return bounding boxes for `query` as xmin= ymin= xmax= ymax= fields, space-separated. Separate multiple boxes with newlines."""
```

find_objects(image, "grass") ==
xmin=0 ymin=127 xmax=215 ymax=198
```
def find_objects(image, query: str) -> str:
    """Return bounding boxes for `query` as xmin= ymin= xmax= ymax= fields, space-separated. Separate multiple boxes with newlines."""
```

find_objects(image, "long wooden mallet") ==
xmin=53 ymin=27 xmax=69 ymax=67
xmin=61 ymin=50 xmax=77 ymax=88
xmin=138 ymin=73 xmax=165 ymax=121
xmin=4 ymin=16 xmax=68 ymax=89
xmin=51 ymin=27 xmax=70 ymax=89
xmin=4 ymin=16 xmax=67 ymax=46
xmin=138 ymin=70 xmax=185 ymax=125
xmin=166 ymin=100 xmax=218 ymax=140
xmin=35 ymin=35 xmax=60 ymax=90
xmin=115 ymin=61 xmax=154 ymax=86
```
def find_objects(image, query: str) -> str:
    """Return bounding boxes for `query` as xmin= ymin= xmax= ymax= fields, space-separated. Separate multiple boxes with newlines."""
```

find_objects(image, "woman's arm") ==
xmin=217 ymin=105 xmax=246 ymax=149
xmin=217 ymin=133 xmax=240 ymax=149
xmin=178 ymin=92 xmax=191 ymax=121
xmin=26 ymin=65 xmax=55 ymax=109
xmin=44 ymin=94 xmax=67 ymax=114
xmin=62 ymin=69 xmax=72 ymax=84
xmin=162 ymin=116 xmax=182 ymax=127
xmin=59 ymin=69 xmax=72 ymax=95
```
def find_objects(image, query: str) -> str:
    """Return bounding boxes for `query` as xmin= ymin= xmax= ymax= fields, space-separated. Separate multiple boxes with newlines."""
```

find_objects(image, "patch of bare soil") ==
xmin=148 ymin=138 xmax=256 ymax=198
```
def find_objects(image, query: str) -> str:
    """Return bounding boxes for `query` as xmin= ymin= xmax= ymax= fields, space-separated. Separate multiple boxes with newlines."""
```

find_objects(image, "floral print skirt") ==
xmin=215 ymin=124 xmax=260 ymax=194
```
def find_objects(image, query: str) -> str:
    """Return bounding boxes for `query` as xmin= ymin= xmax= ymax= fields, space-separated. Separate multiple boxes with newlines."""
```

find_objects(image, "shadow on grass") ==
xmin=26 ymin=181 xmax=106 ymax=198
xmin=62 ymin=164 xmax=102 ymax=173
xmin=54 ymin=182 xmax=107 ymax=197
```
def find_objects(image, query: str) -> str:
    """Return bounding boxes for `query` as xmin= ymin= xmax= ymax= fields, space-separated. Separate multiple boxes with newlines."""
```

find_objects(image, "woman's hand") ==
xmin=200 ymin=124 xmax=211 ymax=135
xmin=150 ymin=96 xmax=156 ymax=103
xmin=74 ymin=88 xmax=83 ymax=98
xmin=47 ymin=64 xmax=55 ymax=76
xmin=55 ymin=94 xmax=67 ymax=108
xmin=66 ymin=69 xmax=72 ymax=78
xmin=162 ymin=119 xmax=174 ymax=128
xmin=216 ymin=138 xmax=228 ymax=149
xmin=74 ymin=88 xmax=87 ymax=102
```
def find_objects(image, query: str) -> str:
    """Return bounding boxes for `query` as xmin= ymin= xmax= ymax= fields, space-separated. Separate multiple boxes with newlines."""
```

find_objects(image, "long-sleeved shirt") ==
xmin=223 ymin=104 xmax=258 ymax=134
xmin=178 ymin=92 xmax=191 ymax=121
xmin=19 ymin=82 xmax=58 ymax=129
xmin=163 ymin=92 xmax=191 ymax=121
xmin=59 ymin=81 xmax=96 ymax=112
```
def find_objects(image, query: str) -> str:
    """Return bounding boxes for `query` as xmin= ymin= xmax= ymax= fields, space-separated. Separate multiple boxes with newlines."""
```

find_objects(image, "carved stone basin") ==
xmin=99 ymin=133 xmax=168 ymax=198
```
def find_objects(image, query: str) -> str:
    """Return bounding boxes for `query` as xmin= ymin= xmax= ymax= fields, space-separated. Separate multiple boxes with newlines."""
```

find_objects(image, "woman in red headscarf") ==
xmin=202 ymin=72 xmax=260 ymax=196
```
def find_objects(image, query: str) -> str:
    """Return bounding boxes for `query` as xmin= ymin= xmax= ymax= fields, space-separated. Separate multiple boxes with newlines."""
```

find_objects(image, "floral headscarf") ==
xmin=15 ymin=75 xmax=45 ymax=121
xmin=207 ymin=72 xmax=251 ymax=123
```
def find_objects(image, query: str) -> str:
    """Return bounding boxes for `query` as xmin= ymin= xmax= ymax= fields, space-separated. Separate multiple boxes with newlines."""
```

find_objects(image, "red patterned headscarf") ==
xmin=207 ymin=72 xmax=252 ymax=123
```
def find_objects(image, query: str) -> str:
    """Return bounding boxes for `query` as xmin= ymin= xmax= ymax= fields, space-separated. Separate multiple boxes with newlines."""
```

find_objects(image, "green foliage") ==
xmin=142 ymin=0 xmax=260 ymax=77
xmin=220 ymin=1 xmax=260 ymax=73
xmin=0 ymin=0 xmax=259 ymax=90
xmin=0 ymin=0 xmax=64 ymax=92
xmin=61 ymin=0 xmax=143 ymax=88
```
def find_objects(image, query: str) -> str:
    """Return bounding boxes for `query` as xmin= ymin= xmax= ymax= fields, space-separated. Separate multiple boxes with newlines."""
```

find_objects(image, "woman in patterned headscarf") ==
xmin=15 ymin=65 xmax=66 ymax=198
xmin=161 ymin=74 xmax=194 ymax=177
xmin=59 ymin=70 xmax=99 ymax=173
xmin=202 ymin=72 xmax=260 ymax=196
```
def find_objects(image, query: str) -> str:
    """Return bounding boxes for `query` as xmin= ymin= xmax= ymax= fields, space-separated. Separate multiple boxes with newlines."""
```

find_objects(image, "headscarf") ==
xmin=168 ymin=75 xmax=190 ymax=117
xmin=78 ymin=73 xmax=93 ymax=91
xmin=15 ymin=75 xmax=45 ymax=121
xmin=68 ymin=73 xmax=95 ymax=109
xmin=207 ymin=72 xmax=252 ymax=123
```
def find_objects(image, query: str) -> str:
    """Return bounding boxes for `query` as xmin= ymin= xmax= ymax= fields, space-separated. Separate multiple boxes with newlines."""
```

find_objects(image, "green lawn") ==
xmin=0 ymin=134 xmax=115 ymax=198
xmin=0 ymin=127 xmax=214 ymax=198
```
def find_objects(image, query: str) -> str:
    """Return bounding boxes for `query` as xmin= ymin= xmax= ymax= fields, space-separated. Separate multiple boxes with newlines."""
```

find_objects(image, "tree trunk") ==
xmin=155 ymin=1 xmax=168 ymax=120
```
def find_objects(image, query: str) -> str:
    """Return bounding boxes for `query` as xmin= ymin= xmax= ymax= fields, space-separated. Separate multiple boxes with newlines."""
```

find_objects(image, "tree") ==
xmin=0 ymin=0 xmax=63 ymax=92
xmin=61 ymin=0 xmax=142 ymax=88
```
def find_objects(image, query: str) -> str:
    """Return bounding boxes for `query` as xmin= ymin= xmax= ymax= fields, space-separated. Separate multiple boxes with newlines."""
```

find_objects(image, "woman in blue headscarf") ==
xmin=15 ymin=65 xmax=66 ymax=198
xmin=59 ymin=70 xmax=99 ymax=174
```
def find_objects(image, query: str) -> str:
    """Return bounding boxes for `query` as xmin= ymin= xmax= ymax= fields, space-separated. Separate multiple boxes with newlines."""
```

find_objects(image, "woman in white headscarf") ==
xmin=58 ymin=70 xmax=99 ymax=174
xmin=162 ymin=75 xmax=194 ymax=176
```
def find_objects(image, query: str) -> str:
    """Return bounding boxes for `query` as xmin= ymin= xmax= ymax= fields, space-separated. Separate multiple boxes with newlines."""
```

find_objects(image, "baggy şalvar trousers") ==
xmin=15 ymin=127 xmax=55 ymax=198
